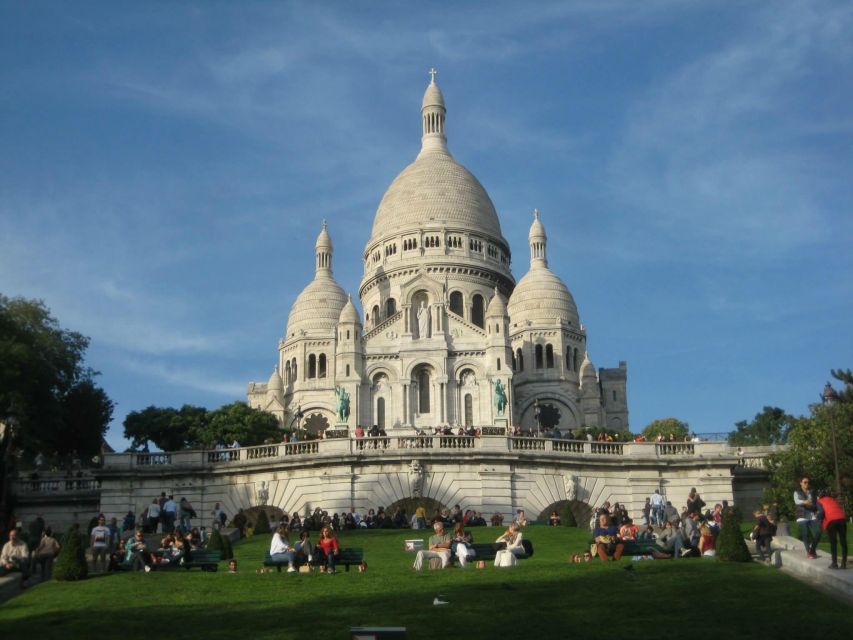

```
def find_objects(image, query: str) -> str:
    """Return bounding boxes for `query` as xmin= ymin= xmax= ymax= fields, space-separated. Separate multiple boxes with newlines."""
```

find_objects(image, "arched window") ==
xmin=573 ymin=348 xmax=579 ymax=371
xmin=566 ymin=346 xmax=572 ymax=370
xmin=346 ymin=364 xmax=351 ymax=377
xmin=308 ymin=354 xmax=316 ymax=378
xmin=372 ymin=305 xmax=380 ymax=326
xmin=377 ymin=397 xmax=386 ymax=430
xmin=546 ymin=344 xmax=554 ymax=368
xmin=292 ymin=359 xmax=297 ymax=382
xmin=449 ymin=291 xmax=464 ymax=316
xmin=418 ymin=368 xmax=431 ymax=413
xmin=471 ymin=294 xmax=485 ymax=328
xmin=516 ymin=348 xmax=524 ymax=372
xmin=386 ymin=298 xmax=396 ymax=317
xmin=285 ymin=361 xmax=291 ymax=385
xmin=497 ymin=357 xmax=501 ymax=371
xmin=464 ymin=394 xmax=473 ymax=426
xmin=535 ymin=344 xmax=544 ymax=369
xmin=347 ymin=329 xmax=350 ymax=339
xmin=318 ymin=354 xmax=327 ymax=378
xmin=512 ymin=351 xmax=517 ymax=371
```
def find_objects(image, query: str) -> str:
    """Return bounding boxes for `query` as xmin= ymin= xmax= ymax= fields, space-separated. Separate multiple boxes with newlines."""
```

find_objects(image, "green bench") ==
xmin=264 ymin=548 xmax=364 ymax=573
xmin=182 ymin=550 xmax=221 ymax=571
xmin=453 ymin=541 xmax=533 ymax=564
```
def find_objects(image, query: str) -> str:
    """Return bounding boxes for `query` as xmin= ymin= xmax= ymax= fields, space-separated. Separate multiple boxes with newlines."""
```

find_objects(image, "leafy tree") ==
xmin=641 ymin=418 xmax=689 ymax=441
xmin=123 ymin=405 xmax=205 ymax=451
xmin=728 ymin=406 xmax=792 ymax=447
xmin=53 ymin=526 xmax=88 ymax=581
xmin=0 ymin=295 xmax=110 ymax=456
xmin=765 ymin=371 xmax=853 ymax=516
xmin=201 ymin=402 xmax=280 ymax=448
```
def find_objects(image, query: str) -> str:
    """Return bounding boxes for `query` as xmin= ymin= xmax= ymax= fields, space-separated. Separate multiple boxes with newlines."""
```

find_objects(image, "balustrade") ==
xmin=135 ymin=452 xmax=172 ymax=466
xmin=439 ymin=436 xmax=474 ymax=449
xmin=16 ymin=478 xmax=101 ymax=494
xmin=552 ymin=440 xmax=585 ymax=453
xmin=656 ymin=443 xmax=695 ymax=456
xmin=283 ymin=441 xmax=319 ymax=456
xmin=590 ymin=442 xmax=624 ymax=455
xmin=510 ymin=437 xmax=546 ymax=451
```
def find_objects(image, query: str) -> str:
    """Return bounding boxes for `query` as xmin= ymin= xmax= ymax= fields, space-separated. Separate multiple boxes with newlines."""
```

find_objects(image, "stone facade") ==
xmin=248 ymin=73 xmax=628 ymax=435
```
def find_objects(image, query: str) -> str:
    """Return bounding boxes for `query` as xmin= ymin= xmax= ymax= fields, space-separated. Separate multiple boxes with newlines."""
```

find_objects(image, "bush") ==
xmin=716 ymin=507 xmax=752 ymax=562
xmin=207 ymin=529 xmax=224 ymax=554
xmin=54 ymin=526 xmax=88 ymax=581
xmin=221 ymin=534 xmax=234 ymax=560
xmin=254 ymin=510 xmax=271 ymax=535
xmin=562 ymin=504 xmax=578 ymax=528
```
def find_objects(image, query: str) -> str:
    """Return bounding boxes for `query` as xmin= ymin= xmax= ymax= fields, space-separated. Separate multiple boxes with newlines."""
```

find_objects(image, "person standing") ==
xmin=162 ymin=495 xmax=178 ymax=533
xmin=147 ymin=498 xmax=161 ymax=533
xmin=794 ymin=476 xmax=821 ymax=559
xmin=34 ymin=527 xmax=61 ymax=579
xmin=650 ymin=490 xmax=665 ymax=526
xmin=817 ymin=491 xmax=847 ymax=569
xmin=90 ymin=514 xmax=112 ymax=572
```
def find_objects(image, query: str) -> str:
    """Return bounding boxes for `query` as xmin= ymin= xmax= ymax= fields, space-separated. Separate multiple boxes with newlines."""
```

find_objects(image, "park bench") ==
xmin=447 ymin=541 xmax=533 ymax=566
xmin=264 ymin=548 xmax=364 ymax=573
xmin=586 ymin=538 xmax=661 ymax=556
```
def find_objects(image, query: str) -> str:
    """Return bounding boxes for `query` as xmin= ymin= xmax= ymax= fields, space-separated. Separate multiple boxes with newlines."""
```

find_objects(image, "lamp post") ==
xmin=821 ymin=382 xmax=842 ymax=497
xmin=533 ymin=399 xmax=541 ymax=437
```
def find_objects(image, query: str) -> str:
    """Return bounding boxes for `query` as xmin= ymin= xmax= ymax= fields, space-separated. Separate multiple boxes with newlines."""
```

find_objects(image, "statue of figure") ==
xmin=564 ymin=474 xmax=577 ymax=501
xmin=493 ymin=379 xmax=507 ymax=416
xmin=256 ymin=480 xmax=269 ymax=506
xmin=334 ymin=386 xmax=350 ymax=422
xmin=409 ymin=459 xmax=425 ymax=498
xmin=417 ymin=301 xmax=430 ymax=339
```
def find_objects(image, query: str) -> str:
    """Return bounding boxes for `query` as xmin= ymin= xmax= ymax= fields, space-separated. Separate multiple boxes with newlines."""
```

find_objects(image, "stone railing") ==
xmin=14 ymin=477 xmax=101 ymax=496
xmin=99 ymin=437 xmax=776 ymax=472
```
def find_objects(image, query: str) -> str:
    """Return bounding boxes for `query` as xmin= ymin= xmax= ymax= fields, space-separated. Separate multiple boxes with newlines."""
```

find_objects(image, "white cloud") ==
xmin=118 ymin=358 xmax=246 ymax=398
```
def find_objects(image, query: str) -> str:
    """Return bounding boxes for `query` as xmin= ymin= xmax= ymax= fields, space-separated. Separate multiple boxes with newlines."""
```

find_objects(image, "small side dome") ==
xmin=580 ymin=352 xmax=596 ymax=379
xmin=485 ymin=287 xmax=508 ymax=318
xmin=286 ymin=276 xmax=348 ymax=337
xmin=267 ymin=366 xmax=283 ymax=392
xmin=338 ymin=294 xmax=362 ymax=325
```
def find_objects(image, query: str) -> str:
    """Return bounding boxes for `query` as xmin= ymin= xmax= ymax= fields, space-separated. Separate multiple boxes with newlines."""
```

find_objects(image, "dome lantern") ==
xmin=315 ymin=219 xmax=333 ymax=274
xmin=528 ymin=209 xmax=547 ymax=268
xmin=420 ymin=68 xmax=447 ymax=156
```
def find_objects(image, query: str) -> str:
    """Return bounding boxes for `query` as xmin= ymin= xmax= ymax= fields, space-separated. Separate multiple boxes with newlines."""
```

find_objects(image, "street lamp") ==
xmin=821 ymin=382 xmax=842 ymax=497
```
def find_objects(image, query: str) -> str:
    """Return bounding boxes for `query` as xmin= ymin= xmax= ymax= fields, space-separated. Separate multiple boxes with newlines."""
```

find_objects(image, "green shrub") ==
xmin=54 ymin=526 xmax=88 ymax=581
xmin=221 ymin=533 xmax=234 ymax=560
xmin=254 ymin=510 xmax=271 ymax=534
xmin=716 ymin=508 xmax=752 ymax=562
xmin=207 ymin=529 xmax=224 ymax=554
xmin=562 ymin=504 xmax=578 ymax=527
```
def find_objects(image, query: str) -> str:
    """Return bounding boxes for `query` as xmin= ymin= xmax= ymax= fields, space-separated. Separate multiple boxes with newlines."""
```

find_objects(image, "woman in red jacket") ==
xmin=316 ymin=526 xmax=340 ymax=574
xmin=817 ymin=491 xmax=847 ymax=570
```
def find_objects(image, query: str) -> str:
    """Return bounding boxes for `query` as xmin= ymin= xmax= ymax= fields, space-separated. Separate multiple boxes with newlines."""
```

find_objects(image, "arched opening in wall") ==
xmin=565 ymin=346 xmax=572 ymax=370
xmin=308 ymin=354 xmax=317 ymax=378
xmin=303 ymin=412 xmax=330 ymax=435
xmin=412 ymin=289 xmax=430 ymax=338
xmin=292 ymin=359 xmax=297 ymax=381
xmin=471 ymin=294 xmax=485 ymax=328
xmin=416 ymin=366 xmax=431 ymax=414
xmin=449 ymin=291 xmax=463 ymax=316
xmin=537 ymin=500 xmax=594 ymax=529
xmin=535 ymin=344 xmax=544 ymax=369
xmin=516 ymin=348 xmax=524 ymax=372
xmin=386 ymin=298 xmax=396 ymax=317
xmin=497 ymin=357 xmax=501 ymax=371
xmin=377 ymin=397 xmax=386 ymax=430
xmin=512 ymin=352 xmax=517 ymax=371
xmin=546 ymin=344 xmax=554 ymax=368
xmin=372 ymin=305 xmax=380 ymax=327
xmin=573 ymin=348 xmax=579 ymax=371
xmin=285 ymin=361 xmax=291 ymax=385
xmin=386 ymin=497 xmax=448 ymax=519
xmin=318 ymin=354 xmax=327 ymax=378
xmin=345 ymin=364 xmax=350 ymax=377
xmin=464 ymin=393 xmax=473 ymax=426
xmin=242 ymin=505 xmax=284 ymax=527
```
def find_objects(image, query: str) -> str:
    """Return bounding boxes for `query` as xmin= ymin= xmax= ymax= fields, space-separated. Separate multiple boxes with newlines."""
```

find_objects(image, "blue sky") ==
xmin=2 ymin=1 xmax=851 ymax=450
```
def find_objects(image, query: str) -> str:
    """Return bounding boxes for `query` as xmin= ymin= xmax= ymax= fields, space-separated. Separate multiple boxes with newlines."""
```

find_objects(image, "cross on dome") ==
xmin=429 ymin=67 xmax=438 ymax=83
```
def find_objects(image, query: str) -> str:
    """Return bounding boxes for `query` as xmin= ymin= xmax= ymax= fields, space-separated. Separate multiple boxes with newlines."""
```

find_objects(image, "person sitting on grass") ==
xmin=413 ymin=522 xmax=452 ymax=570
xmin=619 ymin=518 xmax=639 ymax=541
xmin=451 ymin=522 xmax=476 ymax=568
xmin=494 ymin=522 xmax=525 ymax=567
xmin=698 ymin=521 xmax=716 ymax=557
xmin=125 ymin=529 xmax=154 ymax=572
xmin=513 ymin=509 xmax=528 ymax=527
xmin=638 ymin=524 xmax=656 ymax=541
xmin=0 ymin=528 xmax=30 ymax=587
xmin=593 ymin=514 xmax=624 ymax=562
xmin=228 ymin=559 xmax=238 ymax=573
xmin=269 ymin=525 xmax=297 ymax=573
xmin=316 ymin=526 xmax=340 ymax=574
xmin=548 ymin=511 xmax=562 ymax=526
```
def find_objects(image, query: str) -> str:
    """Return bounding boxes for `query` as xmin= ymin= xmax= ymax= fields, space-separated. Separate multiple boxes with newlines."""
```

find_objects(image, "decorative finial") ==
xmin=429 ymin=67 xmax=437 ymax=83
xmin=322 ymin=218 xmax=327 ymax=229
xmin=533 ymin=208 xmax=539 ymax=220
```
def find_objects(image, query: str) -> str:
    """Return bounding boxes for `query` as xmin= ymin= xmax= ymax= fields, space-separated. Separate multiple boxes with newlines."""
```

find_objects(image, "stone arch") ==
xmin=366 ymin=364 xmax=399 ymax=384
xmin=519 ymin=396 xmax=580 ymax=431
xmin=386 ymin=496 xmax=448 ymax=520
xmin=403 ymin=357 xmax=443 ymax=380
xmin=471 ymin=293 xmax=485 ymax=328
xmin=449 ymin=290 xmax=464 ymax=316
xmin=242 ymin=505 xmax=285 ymax=528
xmin=451 ymin=359 xmax=485 ymax=381
xmin=537 ymin=500 xmax=594 ymax=529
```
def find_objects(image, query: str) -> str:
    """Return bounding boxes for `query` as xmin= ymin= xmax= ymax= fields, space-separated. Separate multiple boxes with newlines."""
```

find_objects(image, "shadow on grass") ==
xmin=2 ymin=560 xmax=851 ymax=640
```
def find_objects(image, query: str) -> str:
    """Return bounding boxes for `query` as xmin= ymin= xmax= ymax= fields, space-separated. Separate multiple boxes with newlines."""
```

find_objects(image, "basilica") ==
xmin=247 ymin=73 xmax=628 ymax=435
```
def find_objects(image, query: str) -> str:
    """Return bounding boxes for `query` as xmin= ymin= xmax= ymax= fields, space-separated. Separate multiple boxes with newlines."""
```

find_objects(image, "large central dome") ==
xmin=367 ymin=75 xmax=507 ymax=248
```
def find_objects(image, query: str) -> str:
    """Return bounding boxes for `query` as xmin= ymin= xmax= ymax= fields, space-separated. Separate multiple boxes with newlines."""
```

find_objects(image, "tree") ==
xmin=728 ymin=406 xmax=792 ymax=447
xmin=765 ymin=373 xmax=853 ymax=516
xmin=53 ymin=526 xmax=88 ymax=581
xmin=57 ymin=378 xmax=114 ymax=458
xmin=123 ymin=405 xmax=204 ymax=451
xmin=0 ymin=295 xmax=99 ymax=455
xmin=254 ymin=510 xmax=271 ymax=534
xmin=202 ymin=402 xmax=280 ymax=448
xmin=642 ymin=418 xmax=689 ymax=441
xmin=716 ymin=507 xmax=752 ymax=562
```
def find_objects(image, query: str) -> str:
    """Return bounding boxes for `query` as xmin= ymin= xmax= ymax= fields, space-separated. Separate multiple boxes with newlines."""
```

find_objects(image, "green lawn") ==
xmin=1 ymin=526 xmax=850 ymax=639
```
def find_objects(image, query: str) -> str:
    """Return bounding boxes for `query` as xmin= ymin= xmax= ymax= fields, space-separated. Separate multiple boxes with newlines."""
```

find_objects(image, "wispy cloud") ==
xmin=119 ymin=358 xmax=246 ymax=398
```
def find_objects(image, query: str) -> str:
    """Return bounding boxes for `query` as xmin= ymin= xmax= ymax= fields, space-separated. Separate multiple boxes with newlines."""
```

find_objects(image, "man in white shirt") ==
xmin=650 ymin=490 xmax=665 ymax=526
xmin=90 ymin=514 xmax=112 ymax=572
xmin=0 ymin=528 xmax=30 ymax=586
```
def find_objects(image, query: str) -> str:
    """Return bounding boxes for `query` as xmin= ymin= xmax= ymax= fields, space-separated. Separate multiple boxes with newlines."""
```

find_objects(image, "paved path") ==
xmin=760 ymin=535 xmax=852 ymax=604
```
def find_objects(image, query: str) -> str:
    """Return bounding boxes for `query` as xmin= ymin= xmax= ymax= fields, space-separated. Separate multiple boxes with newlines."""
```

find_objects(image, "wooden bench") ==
xmin=182 ymin=550 xmax=221 ymax=571
xmin=452 ymin=541 xmax=533 ymax=565
xmin=264 ymin=548 xmax=364 ymax=573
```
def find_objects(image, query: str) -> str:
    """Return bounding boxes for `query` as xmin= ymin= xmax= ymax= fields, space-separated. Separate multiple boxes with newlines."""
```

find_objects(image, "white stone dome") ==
xmin=286 ymin=274 xmax=348 ymax=338
xmin=369 ymin=149 xmax=505 ymax=244
xmin=338 ymin=294 xmax=361 ymax=325
xmin=486 ymin=287 xmax=508 ymax=318
xmin=267 ymin=367 xmax=283 ymax=392
xmin=508 ymin=266 xmax=580 ymax=328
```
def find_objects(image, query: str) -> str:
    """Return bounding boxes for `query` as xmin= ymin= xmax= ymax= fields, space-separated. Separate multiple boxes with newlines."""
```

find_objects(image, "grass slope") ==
xmin=0 ymin=526 xmax=850 ymax=639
